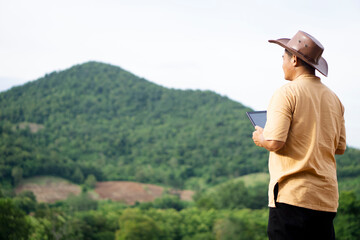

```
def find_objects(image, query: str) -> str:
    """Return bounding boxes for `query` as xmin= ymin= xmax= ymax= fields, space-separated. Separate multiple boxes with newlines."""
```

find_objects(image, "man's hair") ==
xmin=285 ymin=49 xmax=315 ymax=73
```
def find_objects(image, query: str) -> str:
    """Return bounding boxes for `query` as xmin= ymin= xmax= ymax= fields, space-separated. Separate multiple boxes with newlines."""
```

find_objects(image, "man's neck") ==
xmin=290 ymin=67 xmax=315 ymax=81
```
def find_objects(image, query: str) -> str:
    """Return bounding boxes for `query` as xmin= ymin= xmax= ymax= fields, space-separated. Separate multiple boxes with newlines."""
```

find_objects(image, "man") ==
xmin=252 ymin=31 xmax=346 ymax=240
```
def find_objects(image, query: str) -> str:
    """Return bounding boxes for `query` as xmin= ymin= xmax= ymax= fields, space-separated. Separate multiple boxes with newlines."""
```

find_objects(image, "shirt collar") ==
xmin=293 ymin=74 xmax=320 ymax=82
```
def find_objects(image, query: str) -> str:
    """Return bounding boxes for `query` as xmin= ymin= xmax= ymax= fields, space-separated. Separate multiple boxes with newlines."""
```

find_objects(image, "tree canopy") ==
xmin=0 ymin=61 xmax=269 ymax=188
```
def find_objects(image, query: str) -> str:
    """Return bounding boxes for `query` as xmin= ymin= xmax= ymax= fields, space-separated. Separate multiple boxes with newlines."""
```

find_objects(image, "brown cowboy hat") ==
xmin=269 ymin=30 xmax=328 ymax=77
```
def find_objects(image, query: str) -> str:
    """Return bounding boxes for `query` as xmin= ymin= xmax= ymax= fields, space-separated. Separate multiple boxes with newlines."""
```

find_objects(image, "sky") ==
xmin=1 ymin=0 xmax=359 ymax=148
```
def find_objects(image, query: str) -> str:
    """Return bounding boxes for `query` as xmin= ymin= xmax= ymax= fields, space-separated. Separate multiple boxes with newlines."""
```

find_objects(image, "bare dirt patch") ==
xmin=16 ymin=176 xmax=195 ymax=204
xmin=13 ymin=122 xmax=45 ymax=133
xmin=15 ymin=177 xmax=81 ymax=203
xmin=178 ymin=190 xmax=194 ymax=201
xmin=94 ymin=181 xmax=164 ymax=205
xmin=94 ymin=181 xmax=195 ymax=204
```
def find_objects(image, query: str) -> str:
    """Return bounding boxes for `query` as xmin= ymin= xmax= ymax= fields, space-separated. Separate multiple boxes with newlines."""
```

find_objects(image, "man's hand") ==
xmin=335 ymin=148 xmax=346 ymax=155
xmin=252 ymin=126 xmax=265 ymax=148
xmin=252 ymin=126 xmax=285 ymax=152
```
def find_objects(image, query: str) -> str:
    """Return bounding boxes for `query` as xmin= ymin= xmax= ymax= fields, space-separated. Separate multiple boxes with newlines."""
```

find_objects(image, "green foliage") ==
xmin=72 ymin=167 xmax=85 ymax=184
xmin=114 ymin=207 xmax=268 ymax=240
xmin=0 ymin=61 xmax=360 ymax=239
xmin=76 ymin=211 xmax=116 ymax=240
xmin=135 ymin=194 xmax=190 ymax=211
xmin=178 ymin=208 xmax=218 ymax=238
xmin=1 ymin=190 xmax=359 ymax=240
xmin=27 ymin=216 xmax=52 ymax=240
xmin=34 ymin=206 xmax=84 ymax=240
xmin=116 ymin=208 xmax=161 ymax=240
xmin=214 ymin=209 xmax=268 ymax=240
xmin=84 ymin=174 xmax=97 ymax=189
xmin=195 ymin=179 xmax=268 ymax=210
xmin=11 ymin=166 xmax=23 ymax=186
xmin=338 ymin=175 xmax=360 ymax=198
xmin=0 ymin=198 xmax=31 ymax=240
xmin=183 ymin=232 xmax=215 ymax=240
xmin=1 ymin=61 xmax=359 ymax=194
xmin=336 ymin=148 xmax=360 ymax=179
xmin=0 ymin=61 xmax=268 ymax=188
xmin=214 ymin=217 xmax=263 ymax=240
xmin=61 ymin=192 xmax=98 ymax=212
xmin=335 ymin=191 xmax=360 ymax=239
xmin=0 ymin=181 xmax=15 ymax=198
xmin=13 ymin=191 xmax=37 ymax=214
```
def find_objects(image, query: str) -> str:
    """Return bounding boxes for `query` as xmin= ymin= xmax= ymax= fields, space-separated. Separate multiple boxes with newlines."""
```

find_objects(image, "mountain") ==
xmin=0 ymin=61 xmax=359 ymax=191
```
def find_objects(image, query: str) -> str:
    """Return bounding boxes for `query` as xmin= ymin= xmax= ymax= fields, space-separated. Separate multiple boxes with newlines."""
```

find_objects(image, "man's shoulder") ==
xmin=269 ymin=83 xmax=297 ymax=107
xmin=275 ymin=82 xmax=296 ymax=95
xmin=279 ymin=75 xmax=323 ymax=93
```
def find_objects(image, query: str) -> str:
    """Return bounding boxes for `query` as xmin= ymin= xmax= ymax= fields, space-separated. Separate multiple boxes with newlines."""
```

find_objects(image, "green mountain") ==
xmin=0 ymin=61 xmax=359 ymax=190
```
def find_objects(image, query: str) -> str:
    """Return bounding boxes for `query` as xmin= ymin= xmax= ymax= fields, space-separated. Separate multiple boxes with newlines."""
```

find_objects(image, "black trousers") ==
xmin=268 ymin=203 xmax=336 ymax=240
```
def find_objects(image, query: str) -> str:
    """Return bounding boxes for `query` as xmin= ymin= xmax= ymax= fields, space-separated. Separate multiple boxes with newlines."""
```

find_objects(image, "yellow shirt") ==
xmin=263 ymin=74 xmax=346 ymax=212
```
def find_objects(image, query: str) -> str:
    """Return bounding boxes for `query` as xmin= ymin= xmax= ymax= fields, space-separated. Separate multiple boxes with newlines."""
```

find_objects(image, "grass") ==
xmin=202 ymin=172 xmax=269 ymax=195
xmin=237 ymin=172 xmax=269 ymax=187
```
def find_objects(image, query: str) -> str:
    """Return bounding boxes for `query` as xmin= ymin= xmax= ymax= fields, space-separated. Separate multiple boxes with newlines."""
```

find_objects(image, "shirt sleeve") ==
xmin=263 ymin=86 xmax=293 ymax=142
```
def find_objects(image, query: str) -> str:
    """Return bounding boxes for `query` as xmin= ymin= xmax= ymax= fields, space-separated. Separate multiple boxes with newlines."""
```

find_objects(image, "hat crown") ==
xmin=287 ymin=31 xmax=324 ymax=64
xmin=268 ymin=30 xmax=328 ymax=76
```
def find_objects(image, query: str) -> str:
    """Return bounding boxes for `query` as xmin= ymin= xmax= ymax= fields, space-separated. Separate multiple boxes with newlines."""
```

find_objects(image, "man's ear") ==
xmin=292 ymin=55 xmax=300 ymax=67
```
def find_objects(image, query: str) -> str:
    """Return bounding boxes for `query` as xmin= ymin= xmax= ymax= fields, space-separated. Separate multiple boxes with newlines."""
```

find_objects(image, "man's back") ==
xmin=264 ymin=74 xmax=346 ymax=212
xmin=255 ymin=30 xmax=346 ymax=240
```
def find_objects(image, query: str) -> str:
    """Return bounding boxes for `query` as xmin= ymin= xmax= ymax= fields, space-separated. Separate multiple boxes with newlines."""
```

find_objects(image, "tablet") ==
xmin=246 ymin=111 xmax=267 ymax=128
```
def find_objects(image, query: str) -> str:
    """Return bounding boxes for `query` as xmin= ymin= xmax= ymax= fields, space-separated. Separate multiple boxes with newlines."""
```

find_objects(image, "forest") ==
xmin=0 ymin=61 xmax=359 ymax=239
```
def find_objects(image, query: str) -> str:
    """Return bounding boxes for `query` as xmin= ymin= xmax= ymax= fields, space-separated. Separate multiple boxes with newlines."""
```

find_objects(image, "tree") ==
xmin=66 ymin=192 xmax=98 ymax=211
xmin=335 ymin=191 xmax=360 ymax=239
xmin=116 ymin=209 xmax=161 ymax=240
xmin=214 ymin=216 xmax=267 ymax=240
xmin=72 ymin=167 xmax=84 ymax=184
xmin=84 ymin=174 xmax=97 ymax=189
xmin=27 ymin=216 xmax=52 ymax=240
xmin=34 ymin=206 xmax=83 ymax=240
xmin=13 ymin=191 xmax=37 ymax=214
xmin=77 ymin=212 xmax=115 ymax=240
xmin=11 ymin=166 xmax=23 ymax=186
xmin=0 ymin=198 xmax=31 ymax=240
xmin=195 ymin=181 xmax=250 ymax=210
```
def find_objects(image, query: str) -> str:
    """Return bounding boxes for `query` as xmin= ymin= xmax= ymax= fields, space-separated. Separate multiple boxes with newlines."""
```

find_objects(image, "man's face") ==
xmin=282 ymin=50 xmax=293 ymax=80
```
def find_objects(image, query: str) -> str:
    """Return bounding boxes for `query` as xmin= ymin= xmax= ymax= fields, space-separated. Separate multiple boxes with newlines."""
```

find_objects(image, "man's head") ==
xmin=282 ymin=49 xmax=316 ymax=81
xmin=269 ymin=31 xmax=328 ymax=77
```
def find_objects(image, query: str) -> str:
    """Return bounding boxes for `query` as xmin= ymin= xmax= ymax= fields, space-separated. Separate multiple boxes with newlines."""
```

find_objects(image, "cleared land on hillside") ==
xmin=15 ymin=176 xmax=194 ymax=204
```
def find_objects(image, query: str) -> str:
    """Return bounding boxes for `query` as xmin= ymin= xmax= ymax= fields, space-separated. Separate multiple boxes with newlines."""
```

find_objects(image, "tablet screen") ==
xmin=246 ymin=111 xmax=267 ymax=128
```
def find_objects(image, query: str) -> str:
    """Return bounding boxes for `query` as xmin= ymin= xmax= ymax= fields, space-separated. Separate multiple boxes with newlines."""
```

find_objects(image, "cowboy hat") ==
xmin=269 ymin=31 xmax=328 ymax=77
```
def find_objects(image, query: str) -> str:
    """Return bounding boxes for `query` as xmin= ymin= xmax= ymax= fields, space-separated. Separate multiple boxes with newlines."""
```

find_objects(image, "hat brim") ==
xmin=269 ymin=38 xmax=328 ymax=77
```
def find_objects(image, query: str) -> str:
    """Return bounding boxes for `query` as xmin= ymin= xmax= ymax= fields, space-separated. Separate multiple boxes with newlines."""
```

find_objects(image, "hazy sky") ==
xmin=1 ymin=0 xmax=359 ymax=148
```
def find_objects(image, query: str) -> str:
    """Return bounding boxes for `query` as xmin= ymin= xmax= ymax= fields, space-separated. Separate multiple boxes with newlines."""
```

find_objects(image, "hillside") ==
xmin=0 ymin=61 xmax=268 ymax=189
xmin=0 ymin=61 xmax=359 ymax=191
